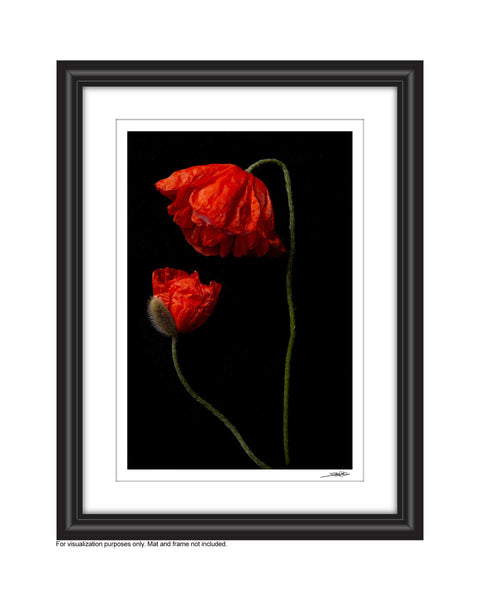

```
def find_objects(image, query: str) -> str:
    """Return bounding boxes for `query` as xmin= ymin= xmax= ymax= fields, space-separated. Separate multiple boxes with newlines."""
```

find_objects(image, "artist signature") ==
xmin=320 ymin=471 xmax=350 ymax=479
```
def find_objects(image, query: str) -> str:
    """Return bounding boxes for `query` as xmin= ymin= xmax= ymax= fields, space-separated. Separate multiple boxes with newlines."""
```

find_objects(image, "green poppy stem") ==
xmin=246 ymin=159 xmax=296 ymax=466
xmin=171 ymin=336 xmax=271 ymax=469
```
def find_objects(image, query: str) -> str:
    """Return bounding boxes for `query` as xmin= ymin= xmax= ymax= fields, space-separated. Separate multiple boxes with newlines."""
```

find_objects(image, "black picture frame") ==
xmin=57 ymin=60 xmax=423 ymax=540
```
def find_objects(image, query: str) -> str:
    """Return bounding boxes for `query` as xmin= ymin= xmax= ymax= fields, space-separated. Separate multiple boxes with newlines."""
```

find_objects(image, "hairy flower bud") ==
xmin=148 ymin=296 xmax=178 ymax=338
xmin=150 ymin=267 xmax=222 ymax=334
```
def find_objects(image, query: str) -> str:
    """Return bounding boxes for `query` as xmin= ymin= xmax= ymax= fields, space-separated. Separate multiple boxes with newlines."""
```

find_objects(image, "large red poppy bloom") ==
xmin=155 ymin=164 xmax=285 ymax=258
xmin=151 ymin=267 xmax=221 ymax=335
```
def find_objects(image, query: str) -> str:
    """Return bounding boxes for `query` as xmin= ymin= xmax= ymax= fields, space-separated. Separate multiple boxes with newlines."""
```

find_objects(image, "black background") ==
xmin=127 ymin=131 xmax=352 ymax=470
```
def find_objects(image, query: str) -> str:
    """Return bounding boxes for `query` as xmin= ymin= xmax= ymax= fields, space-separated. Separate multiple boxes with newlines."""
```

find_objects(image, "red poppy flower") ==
xmin=155 ymin=164 xmax=286 ymax=258
xmin=150 ymin=267 xmax=221 ymax=335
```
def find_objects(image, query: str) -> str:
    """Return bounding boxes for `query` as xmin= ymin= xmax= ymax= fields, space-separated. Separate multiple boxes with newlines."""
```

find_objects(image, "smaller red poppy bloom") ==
xmin=150 ymin=267 xmax=221 ymax=335
xmin=155 ymin=164 xmax=285 ymax=258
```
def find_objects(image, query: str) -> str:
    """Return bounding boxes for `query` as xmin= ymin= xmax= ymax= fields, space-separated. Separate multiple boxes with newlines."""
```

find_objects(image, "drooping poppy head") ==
xmin=148 ymin=267 xmax=222 ymax=335
xmin=155 ymin=164 xmax=286 ymax=258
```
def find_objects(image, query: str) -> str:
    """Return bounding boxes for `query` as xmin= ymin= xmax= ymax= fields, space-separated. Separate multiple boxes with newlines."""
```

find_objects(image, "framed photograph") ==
xmin=57 ymin=61 xmax=423 ymax=540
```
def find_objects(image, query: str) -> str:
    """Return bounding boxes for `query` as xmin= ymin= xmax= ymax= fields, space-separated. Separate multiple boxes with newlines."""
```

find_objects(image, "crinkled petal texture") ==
xmin=152 ymin=267 xmax=221 ymax=334
xmin=155 ymin=164 xmax=286 ymax=258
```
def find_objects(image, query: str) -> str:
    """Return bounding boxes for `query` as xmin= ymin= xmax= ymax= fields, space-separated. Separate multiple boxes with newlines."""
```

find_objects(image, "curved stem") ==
xmin=171 ymin=337 xmax=271 ymax=469
xmin=246 ymin=159 xmax=295 ymax=466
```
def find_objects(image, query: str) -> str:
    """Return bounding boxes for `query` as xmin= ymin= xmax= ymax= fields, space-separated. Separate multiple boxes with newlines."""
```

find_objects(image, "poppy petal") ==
xmin=156 ymin=164 xmax=286 ymax=258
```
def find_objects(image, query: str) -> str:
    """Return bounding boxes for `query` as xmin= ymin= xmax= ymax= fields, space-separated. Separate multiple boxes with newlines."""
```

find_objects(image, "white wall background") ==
xmin=1 ymin=1 xmax=478 ymax=598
